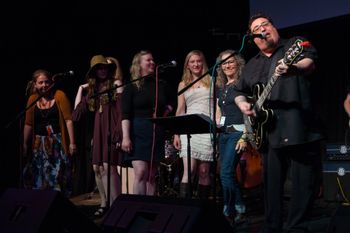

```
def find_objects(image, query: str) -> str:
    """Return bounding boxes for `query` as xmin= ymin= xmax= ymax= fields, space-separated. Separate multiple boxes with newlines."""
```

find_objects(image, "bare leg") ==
xmin=197 ymin=161 xmax=212 ymax=199
xmin=93 ymin=164 xmax=106 ymax=208
xmin=132 ymin=160 xmax=149 ymax=195
xmin=181 ymin=157 xmax=197 ymax=183
xmin=146 ymin=165 xmax=157 ymax=195
xmin=102 ymin=163 xmax=121 ymax=206
xmin=198 ymin=161 xmax=211 ymax=186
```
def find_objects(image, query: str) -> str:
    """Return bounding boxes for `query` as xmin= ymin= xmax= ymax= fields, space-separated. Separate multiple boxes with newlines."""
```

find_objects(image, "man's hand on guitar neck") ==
xmin=274 ymin=59 xmax=299 ymax=76
xmin=274 ymin=57 xmax=315 ymax=77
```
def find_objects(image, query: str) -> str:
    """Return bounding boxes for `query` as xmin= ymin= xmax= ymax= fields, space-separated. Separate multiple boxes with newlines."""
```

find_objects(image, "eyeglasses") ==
xmin=221 ymin=60 xmax=236 ymax=66
xmin=252 ymin=21 xmax=271 ymax=33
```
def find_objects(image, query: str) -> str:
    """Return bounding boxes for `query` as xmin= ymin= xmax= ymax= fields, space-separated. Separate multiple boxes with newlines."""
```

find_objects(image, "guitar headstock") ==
xmin=283 ymin=39 xmax=311 ymax=66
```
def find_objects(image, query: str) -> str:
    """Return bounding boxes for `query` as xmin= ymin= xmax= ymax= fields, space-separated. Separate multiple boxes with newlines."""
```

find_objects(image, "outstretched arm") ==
xmin=344 ymin=93 xmax=350 ymax=127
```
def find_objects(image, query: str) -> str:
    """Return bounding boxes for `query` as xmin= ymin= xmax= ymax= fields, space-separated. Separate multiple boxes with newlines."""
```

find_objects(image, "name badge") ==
xmin=219 ymin=116 xmax=226 ymax=126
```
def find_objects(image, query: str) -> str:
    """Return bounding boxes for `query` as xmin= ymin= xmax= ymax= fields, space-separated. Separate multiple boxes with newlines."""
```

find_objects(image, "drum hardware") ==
xmin=158 ymin=158 xmax=180 ymax=197
xmin=157 ymin=139 xmax=181 ymax=197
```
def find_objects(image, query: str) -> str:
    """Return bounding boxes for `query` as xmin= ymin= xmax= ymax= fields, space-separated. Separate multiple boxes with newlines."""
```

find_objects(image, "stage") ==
xmin=69 ymin=186 xmax=341 ymax=233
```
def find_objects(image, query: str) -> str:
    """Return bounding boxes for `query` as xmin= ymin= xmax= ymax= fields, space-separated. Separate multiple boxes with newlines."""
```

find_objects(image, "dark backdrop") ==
xmin=1 ymin=1 xmax=349 ymax=193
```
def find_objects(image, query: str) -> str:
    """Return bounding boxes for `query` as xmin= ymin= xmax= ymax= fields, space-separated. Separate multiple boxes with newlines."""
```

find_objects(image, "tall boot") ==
xmin=197 ymin=184 xmax=211 ymax=200
xmin=179 ymin=183 xmax=189 ymax=198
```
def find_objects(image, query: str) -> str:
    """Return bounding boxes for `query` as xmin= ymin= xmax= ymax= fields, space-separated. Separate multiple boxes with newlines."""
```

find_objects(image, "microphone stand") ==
xmin=177 ymin=52 xmax=237 ymax=201
xmin=90 ymin=71 xmax=163 ymax=206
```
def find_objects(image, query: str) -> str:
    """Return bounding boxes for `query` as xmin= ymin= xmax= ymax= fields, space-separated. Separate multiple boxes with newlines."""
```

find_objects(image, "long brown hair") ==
xmin=86 ymin=56 xmax=117 ymax=112
xmin=215 ymin=50 xmax=245 ymax=88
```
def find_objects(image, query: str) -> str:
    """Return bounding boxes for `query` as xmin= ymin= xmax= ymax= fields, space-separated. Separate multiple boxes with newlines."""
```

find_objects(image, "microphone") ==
xmin=56 ymin=70 xmax=74 ymax=77
xmin=248 ymin=32 xmax=266 ymax=39
xmin=158 ymin=60 xmax=177 ymax=69
xmin=53 ymin=70 xmax=74 ymax=80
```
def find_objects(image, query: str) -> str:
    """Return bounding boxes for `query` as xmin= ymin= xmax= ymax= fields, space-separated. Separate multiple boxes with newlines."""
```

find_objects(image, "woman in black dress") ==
xmin=121 ymin=50 xmax=173 ymax=195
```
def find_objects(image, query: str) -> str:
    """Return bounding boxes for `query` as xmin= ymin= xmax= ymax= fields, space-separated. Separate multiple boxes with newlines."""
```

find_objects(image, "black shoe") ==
xmin=234 ymin=213 xmax=247 ymax=225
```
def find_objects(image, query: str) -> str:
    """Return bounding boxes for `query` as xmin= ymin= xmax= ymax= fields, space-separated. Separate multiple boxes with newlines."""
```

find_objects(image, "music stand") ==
xmin=151 ymin=113 xmax=221 ymax=198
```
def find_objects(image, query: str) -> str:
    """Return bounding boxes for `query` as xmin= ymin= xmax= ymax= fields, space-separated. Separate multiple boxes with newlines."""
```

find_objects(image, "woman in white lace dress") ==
xmin=173 ymin=50 xmax=214 ymax=199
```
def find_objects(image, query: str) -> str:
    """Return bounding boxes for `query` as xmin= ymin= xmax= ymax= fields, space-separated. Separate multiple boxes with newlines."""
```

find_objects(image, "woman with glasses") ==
xmin=215 ymin=50 xmax=248 ymax=225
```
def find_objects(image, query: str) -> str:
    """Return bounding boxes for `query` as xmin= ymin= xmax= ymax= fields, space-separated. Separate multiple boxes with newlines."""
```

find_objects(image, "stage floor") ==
xmin=70 ymin=187 xmax=342 ymax=233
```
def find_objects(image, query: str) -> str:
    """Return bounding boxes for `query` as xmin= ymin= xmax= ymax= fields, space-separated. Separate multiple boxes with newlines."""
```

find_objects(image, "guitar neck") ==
xmin=254 ymin=74 xmax=279 ymax=112
xmin=252 ymin=39 xmax=307 ymax=113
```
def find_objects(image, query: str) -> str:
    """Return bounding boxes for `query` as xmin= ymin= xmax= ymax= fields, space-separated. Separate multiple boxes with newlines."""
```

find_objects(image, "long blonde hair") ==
xmin=130 ymin=50 xmax=152 ymax=90
xmin=181 ymin=50 xmax=211 ymax=88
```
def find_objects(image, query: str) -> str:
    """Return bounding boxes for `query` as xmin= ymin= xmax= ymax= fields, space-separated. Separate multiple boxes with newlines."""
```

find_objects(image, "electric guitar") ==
xmin=246 ymin=39 xmax=310 ymax=150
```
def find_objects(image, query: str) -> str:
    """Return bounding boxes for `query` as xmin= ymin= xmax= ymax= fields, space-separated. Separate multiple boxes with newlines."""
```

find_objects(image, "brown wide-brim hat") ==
xmin=86 ymin=54 xmax=117 ymax=78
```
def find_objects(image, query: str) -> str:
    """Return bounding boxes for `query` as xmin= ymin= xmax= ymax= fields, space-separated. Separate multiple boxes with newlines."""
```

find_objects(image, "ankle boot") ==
xmin=179 ymin=183 xmax=189 ymax=198
xmin=197 ymin=184 xmax=211 ymax=200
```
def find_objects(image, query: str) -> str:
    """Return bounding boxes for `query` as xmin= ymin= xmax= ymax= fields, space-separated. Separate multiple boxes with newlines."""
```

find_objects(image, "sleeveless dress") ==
xmin=179 ymin=86 xmax=214 ymax=161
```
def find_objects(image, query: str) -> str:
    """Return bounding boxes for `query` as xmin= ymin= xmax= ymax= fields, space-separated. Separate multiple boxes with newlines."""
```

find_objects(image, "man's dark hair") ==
xmin=247 ymin=12 xmax=274 ymax=35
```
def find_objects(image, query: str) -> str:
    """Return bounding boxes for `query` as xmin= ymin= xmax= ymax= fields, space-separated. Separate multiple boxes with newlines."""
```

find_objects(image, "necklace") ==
xmin=39 ymin=98 xmax=52 ymax=109
xmin=38 ymin=98 xmax=54 ymax=118
xmin=221 ymin=83 xmax=234 ymax=106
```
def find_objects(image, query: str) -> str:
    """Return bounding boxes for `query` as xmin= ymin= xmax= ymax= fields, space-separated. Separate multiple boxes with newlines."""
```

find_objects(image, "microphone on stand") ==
xmin=53 ymin=70 xmax=74 ymax=81
xmin=157 ymin=60 xmax=177 ymax=69
xmin=248 ymin=32 xmax=266 ymax=39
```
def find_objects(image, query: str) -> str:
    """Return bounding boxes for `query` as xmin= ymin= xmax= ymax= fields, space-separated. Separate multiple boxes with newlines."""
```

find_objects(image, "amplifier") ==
xmin=323 ymin=161 xmax=350 ymax=202
xmin=326 ymin=144 xmax=350 ymax=161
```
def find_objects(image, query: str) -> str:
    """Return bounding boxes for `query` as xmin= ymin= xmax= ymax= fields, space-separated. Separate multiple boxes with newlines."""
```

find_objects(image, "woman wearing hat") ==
xmin=73 ymin=54 xmax=123 ymax=216
xmin=121 ymin=50 xmax=173 ymax=195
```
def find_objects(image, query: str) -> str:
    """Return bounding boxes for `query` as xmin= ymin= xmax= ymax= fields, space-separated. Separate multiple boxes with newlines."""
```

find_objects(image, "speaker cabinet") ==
xmin=323 ymin=161 xmax=350 ymax=202
xmin=101 ymin=194 xmax=232 ymax=233
xmin=0 ymin=188 xmax=101 ymax=233
xmin=326 ymin=205 xmax=350 ymax=233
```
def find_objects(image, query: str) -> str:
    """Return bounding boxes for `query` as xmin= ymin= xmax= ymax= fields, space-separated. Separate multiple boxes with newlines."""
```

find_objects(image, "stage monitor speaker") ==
xmin=323 ymin=161 xmax=350 ymax=202
xmin=326 ymin=205 xmax=350 ymax=233
xmin=325 ymin=144 xmax=350 ymax=161
xmin=0 ymin=188 xmax=101 ymax=233
xmin=101 ymin=194 xmax=232 ymax=233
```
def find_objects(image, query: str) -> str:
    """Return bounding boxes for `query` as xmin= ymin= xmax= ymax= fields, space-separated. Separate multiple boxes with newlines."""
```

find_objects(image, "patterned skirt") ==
xmin=23 ymin=133 xmax=73 ymax=197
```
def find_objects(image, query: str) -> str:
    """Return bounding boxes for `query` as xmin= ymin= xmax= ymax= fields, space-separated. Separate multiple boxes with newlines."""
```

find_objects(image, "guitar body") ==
xmin=247 ymin=83 xmax=274 ymax=150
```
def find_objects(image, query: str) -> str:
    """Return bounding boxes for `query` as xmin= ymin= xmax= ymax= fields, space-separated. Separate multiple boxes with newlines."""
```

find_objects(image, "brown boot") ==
xmin=179 ymin=183 xmax=189 ymax=198
xmin=197 ymin=184 xmax=211 ymax=200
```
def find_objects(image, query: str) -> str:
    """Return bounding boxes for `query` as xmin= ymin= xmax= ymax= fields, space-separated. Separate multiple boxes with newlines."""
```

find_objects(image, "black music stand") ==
xmin=151 ymin=113 xmax=220 ymax=199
